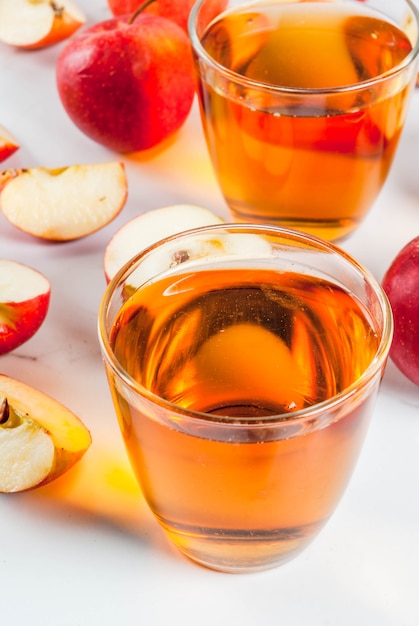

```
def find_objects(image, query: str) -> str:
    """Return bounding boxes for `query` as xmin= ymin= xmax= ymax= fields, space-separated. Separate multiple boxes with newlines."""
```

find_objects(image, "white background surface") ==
xmin=1 ymin=1 xmax=419 ymax=624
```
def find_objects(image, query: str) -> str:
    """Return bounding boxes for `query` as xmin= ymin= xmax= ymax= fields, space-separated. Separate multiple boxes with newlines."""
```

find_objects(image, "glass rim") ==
xmin=188 ymin=0 xmax=419 ymax=96
xmin=98 ymin=223 xmax=394 ymax=428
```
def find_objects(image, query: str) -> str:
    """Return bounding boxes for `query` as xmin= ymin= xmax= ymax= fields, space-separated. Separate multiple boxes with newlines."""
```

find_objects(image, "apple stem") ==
xmin=0 ymin=398 xmax=9 ymax=424
xmin=50 ymin=2 xmax=64 ymax=18
xmin=128 ymin=0 xmax=157 ymax=24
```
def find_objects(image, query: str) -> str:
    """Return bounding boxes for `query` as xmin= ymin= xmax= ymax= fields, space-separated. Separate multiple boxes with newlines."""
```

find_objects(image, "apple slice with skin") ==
xmin=104 ymin=204 xmax=274 ymax=300
xmin=0 ymin=375 xmax=91 ymax=493
xmin=104 ymin=204 xmax=224 ymax=282
xmin=0 ymin=0 xmax=86 ymax=50
xmin=0 ymin=125 xmax=19 ymax=163
xmin=0 ymin=162 xmax=128 ymax=241
xmin=0 ymin=259 xmax=50 ymax=355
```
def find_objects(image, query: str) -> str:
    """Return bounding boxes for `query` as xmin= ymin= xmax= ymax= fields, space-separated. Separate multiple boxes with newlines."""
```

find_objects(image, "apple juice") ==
xmin=108 ymin=265 xmax=380 ymax=569
xmin=195 ymin=1 xmax=415 ymax=240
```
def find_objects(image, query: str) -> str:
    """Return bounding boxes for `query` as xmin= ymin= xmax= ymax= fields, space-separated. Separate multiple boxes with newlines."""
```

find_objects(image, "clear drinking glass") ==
xmin=98 ymin=224 xmax=393 ymax=573
xmin=189 ymin=0 xmax=419 ymax=241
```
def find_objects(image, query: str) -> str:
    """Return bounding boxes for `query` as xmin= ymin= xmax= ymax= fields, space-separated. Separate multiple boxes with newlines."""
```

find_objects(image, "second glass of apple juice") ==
xmin=189 ymin=0 xmax=419 ymax=241
xmin=98 ymin=224 xmax=393 ymax=573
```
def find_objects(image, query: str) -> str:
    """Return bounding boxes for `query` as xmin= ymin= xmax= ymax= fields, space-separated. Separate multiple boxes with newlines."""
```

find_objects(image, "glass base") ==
xmin=229 ymin=208 xmax=359 ymax=243
xmin=160 ymin=520 xmax=325 ymax=573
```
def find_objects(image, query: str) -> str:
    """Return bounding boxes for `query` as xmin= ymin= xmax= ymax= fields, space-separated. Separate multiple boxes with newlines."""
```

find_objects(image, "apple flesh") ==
xmin=104 ymin=204 xmax=224 ymax=282
xmin=0 ymin=375 xmax=91 ymax=493
xmin=0 ymin=259 xmax=50 ymax=355
xmin=0 ymin=0 xmax=86 ymax=49
xmin=0 ymin=125 xmax=19 ymax=163
xmin=382 ymin=236 xmax=419 ymax=386
xmin=56 ymin=13 xmax=195 ymax=152
xmin=0 ymin=162 xmax=127 ymax=241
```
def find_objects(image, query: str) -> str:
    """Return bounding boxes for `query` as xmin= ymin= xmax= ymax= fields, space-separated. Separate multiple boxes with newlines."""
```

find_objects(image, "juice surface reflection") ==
xmin=108 ymin=267 xmax=380 ymax=569
xmin=197 ymin=2 xmax=414 ymax=240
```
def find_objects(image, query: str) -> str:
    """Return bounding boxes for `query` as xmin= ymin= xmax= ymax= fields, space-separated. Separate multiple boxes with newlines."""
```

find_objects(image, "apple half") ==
xmin=0 ymin=259 xmax=50 ymax=355
xmin=0 ymin=162 xmax=128 ymax=241
xmin=0 ymin=0 xmax=86 ymax=49
xmin=104 ymin=204 xmax=224 ymax=282
xmin=0 ymin=375 xmax=91 ymax=493
xmin=0 ymin=125 xmax=19 ymax=163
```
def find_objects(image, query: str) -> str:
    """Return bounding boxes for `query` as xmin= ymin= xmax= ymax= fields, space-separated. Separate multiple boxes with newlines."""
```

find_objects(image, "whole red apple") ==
xmin=56 ymin=13 xmax=195 ymax=152
xmin=382 ymin=236 xmax=419 ymax=386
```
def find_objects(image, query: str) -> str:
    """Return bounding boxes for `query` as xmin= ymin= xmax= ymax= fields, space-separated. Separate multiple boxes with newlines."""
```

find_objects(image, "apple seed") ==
xmin=0 ymin=397 xmax=9 ymax=424
xmin=0 ymin=397 xmax=23 ymax=428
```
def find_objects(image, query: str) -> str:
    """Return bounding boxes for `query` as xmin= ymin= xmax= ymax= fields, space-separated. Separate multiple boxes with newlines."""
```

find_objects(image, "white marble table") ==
xmin=1 ymin=2 xmax=419 ymax=624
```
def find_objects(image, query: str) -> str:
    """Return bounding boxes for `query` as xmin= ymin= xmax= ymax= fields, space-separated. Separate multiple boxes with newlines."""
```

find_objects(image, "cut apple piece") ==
xmin=104 ymin=204 xmax=224 ymax=282
xmin=0 ymin=162 xmax=128 ymax=241
xmin=105 ymin=207 xmax=274 ymax=297
xmin=0 ymin=375 xmax=91 ymax=493
xmin=0 ymin=0 xmax=86 ymax=49
xmin=0 ymin=259 xmax=50 ymax=355
xmin=0 ymin=125 xmax=19 ymax=163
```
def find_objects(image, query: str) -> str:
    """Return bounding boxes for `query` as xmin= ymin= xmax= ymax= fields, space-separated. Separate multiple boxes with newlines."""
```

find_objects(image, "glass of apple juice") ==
xmin=98 ymin=224 xmax=393 ymax=573
xmin=189 ymin=0 xmax=419 ymax=242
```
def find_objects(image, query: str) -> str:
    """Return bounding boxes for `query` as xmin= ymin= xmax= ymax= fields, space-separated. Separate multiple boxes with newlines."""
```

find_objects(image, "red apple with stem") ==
xmin=107 ymin=0 xmax=196 ymax=33
xmin=107 ymin=0 xmax=156 ymax=18
xmin=56 ymin=8 xmax=196 ymax=153
xmin=107 ymin=0 xmax=228 ymax=34
xmin=0 ymin=259 xmax=51 ymax=355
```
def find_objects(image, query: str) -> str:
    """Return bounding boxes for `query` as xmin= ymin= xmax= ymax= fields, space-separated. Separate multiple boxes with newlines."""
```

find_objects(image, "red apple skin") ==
xmin=382 ymin=236 xmax=419 ymax=386
xmin=106 ymin=0 xmax=228 ymax=33
xmin=0 ymin=291 xmax=50 ymax=355
xmin=0 ymin=143 xmax=18 ymax=162
xmin=56 ymin=14 xmax=196 ymax=153
xmin=106 ymin=0 xmax=193 ymax=32
xmin=107 ymin=0 xmax=157 ymax=17
xmin=155 ymin=0 xmax=196 ymax=33
xmin=0 ymin=128 xmax=19 ymax=163
xmin=0 ymin=143 xmax=18 ymax=163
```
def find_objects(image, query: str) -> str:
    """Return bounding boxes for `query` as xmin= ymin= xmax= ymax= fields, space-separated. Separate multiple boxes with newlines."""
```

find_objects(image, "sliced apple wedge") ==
xmin=0 ymin=0 xmax=86 ymax=50
xmin=0 ymin=375 xmax=91 ymax=493
xmin=0 ymin=125 xmax=19 ymax=163
xmin=0 ymin=259 xmax=50 ymax=355
xmin=104 ymin=204 xmax=224 ymax=282
xmin=0 ymin=162 xmax=128 ymax=241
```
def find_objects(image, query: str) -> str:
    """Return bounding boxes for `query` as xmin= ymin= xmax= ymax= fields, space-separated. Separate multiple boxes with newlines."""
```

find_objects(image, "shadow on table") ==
xmin=17 ymin=438 xmax=168 ymax=551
